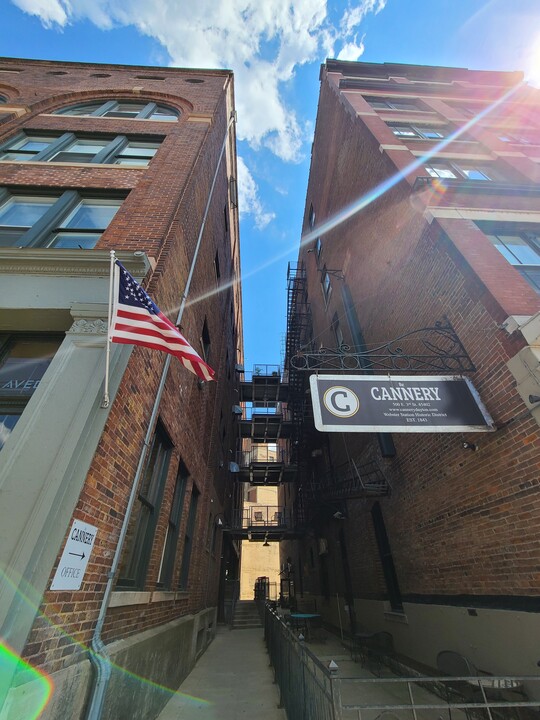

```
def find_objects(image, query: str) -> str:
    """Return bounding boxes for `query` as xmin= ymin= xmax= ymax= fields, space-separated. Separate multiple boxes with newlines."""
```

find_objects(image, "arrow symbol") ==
xmin=69 ymin=551 xmax=85 ymax=560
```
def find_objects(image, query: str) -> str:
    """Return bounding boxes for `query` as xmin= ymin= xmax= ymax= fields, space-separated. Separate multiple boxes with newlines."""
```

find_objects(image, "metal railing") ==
xmin=264 ymin=605 xmax=540 ymax=720
xmin=242 ymin=364 xmax=283 ymax=380
xmin=237 ymin=447 xmax=288 ymax=466
xmin=241 ymin=403 xmax=292 ymax=421
xmin=231 ymin=506 xmax=292 ymax=529
xmin=265 ymin=605 xmax=339 ymax=720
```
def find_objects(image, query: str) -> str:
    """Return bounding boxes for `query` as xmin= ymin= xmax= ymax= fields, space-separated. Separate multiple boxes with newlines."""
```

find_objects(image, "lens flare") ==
xmin=0 ymin=569 xmax=210 ymax=715
xmin=0 ymin=641 xmax=53 ymax=720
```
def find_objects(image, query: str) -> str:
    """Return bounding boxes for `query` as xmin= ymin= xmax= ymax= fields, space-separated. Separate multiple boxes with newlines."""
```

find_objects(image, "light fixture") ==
xmin=263 ymin=533 xmax=270 ymax=547
xmin=529 ymin=394 xmax=540 ymax=404
xmin=333 ymin=511 xmax=346 ymax=520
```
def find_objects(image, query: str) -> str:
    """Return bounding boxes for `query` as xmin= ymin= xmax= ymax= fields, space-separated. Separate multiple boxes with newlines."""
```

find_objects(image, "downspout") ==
xmin=86 ymin=108 xmax=237 ymax=720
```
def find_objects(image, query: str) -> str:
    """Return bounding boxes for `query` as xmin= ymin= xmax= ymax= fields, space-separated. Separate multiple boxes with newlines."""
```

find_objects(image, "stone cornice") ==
xmin=0 ymin=248 xmax=151 ymax=279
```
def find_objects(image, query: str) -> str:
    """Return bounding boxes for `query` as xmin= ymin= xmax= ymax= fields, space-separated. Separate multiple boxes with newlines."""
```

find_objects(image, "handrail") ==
xmin=263 ymin=604 xmax=539 ymax=720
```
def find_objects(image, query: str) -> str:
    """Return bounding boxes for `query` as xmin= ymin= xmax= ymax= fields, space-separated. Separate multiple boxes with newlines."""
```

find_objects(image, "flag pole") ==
xmin=101 ymin=249 xmax=116 ymax=409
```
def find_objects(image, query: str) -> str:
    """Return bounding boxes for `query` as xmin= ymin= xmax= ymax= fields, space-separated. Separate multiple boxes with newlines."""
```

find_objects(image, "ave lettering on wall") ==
xmin=310 ymin=374 xmax=495 ymax=433
xmin=50 ymin=519 xmax=98 ymax=591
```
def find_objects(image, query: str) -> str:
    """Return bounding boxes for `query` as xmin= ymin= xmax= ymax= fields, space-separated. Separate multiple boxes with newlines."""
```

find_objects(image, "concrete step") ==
xmin=232 ymin=621 xmax=263 ymax=629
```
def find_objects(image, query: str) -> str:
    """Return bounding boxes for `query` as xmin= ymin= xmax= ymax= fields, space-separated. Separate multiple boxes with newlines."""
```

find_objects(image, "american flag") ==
xmin=110 ymin=261 xmax=215 ymax=382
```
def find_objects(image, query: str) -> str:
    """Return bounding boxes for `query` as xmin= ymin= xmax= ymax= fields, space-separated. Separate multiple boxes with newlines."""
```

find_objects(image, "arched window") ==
xmin=54 ymin=100 xmax=179 ymax=121
xmin=0 ymin=96 xmax=6 ymax=104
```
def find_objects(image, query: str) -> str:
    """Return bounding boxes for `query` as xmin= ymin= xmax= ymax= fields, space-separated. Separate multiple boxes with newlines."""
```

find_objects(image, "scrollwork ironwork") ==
xmin=289 ymin=319 xmax=475 ymax=373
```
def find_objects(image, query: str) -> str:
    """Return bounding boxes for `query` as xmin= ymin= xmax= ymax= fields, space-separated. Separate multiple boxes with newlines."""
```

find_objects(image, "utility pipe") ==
xmin=86 ymin=108 xmax=237 ymax=720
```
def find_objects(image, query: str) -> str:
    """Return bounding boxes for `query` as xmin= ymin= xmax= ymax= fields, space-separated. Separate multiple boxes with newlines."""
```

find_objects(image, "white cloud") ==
xmin=340 ymin=0 xmax=386 ymax=34
xmin=337 ymin=34 xmax=366 ymax=62
xmin=237 ymin=156 xmax=275 ymax=230
xmin=11 ymin=0 xmax=389 ymax=221
xmin=11 ymin=0 xmax=387 ymax=159
xmin=13 ymin=0 xmax=69 ymax=27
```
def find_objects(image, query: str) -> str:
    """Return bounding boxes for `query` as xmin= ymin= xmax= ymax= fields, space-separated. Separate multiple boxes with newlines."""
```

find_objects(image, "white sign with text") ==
xmin=50 ymin=519 xmax=98 ymax=591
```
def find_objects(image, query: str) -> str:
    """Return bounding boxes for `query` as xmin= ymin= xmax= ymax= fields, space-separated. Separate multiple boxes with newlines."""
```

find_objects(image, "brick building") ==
xmin=281 ymin=60 xmax=540 ymax=677
xmin=0 ymin=58 xmax=243 ymax=719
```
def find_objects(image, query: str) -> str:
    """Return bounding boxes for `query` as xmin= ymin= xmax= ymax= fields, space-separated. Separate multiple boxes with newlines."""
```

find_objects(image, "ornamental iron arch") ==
xmin=289 ymin=318 xmax=476 ymax=374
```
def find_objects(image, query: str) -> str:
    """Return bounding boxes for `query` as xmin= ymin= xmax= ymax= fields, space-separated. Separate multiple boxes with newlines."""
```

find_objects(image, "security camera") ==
xmin=462 ymin=441 xmax=478 ymax=451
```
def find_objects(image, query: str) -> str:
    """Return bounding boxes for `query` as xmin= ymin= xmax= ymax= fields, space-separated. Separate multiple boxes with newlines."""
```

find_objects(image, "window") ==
xmin=365 ymin=96 xmax=422 ymax=111
xmin=424 ymin=161 xmax=502 ymax=182
xmin=452 ymin=103 xmax=486 ymax=118
xmin=201 ymin=318 xmax=211 ymax=363
xmin=179 ymin=486 xmax=199 ymax=589
xmin=498 ymin=132 xmax=540 ymax=146
xmin=118 ymin=421 xmax=173 ymax=588
xmin=214 ymin=251 xmax=221 ymax=281
xmin=0 ymin=335 xmax=63 ymax=451
xmin=371 ymin=502 xmax=403 ymax=612
xmin=308 ymin=204 xmax=315 ymax=229
xmin=321 ymin=266 xmax=332 ymax=305
xmin=158 ymin=461 xmax=188 ymax=589
xmin=388 ymin=123 xmax=450 ymax=140
xmin=314 ymin=237 xmax=322 ymax=260
xmin=477 ymin=223 xmax=540 ymax=293
xmin=0 ymin=132 xmax=160 ymax=166
xmin=55 ymin=100 xmax=179 ymax=121
xmin=331 ymin=313 xmax=344 ymax=349
xmin=0 ymin=189 xmax=123 ymax=249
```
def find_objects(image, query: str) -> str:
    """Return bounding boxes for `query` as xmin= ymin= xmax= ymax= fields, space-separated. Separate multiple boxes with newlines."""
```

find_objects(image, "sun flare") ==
xmin=526 ymin=33 xmax=540 ymax=87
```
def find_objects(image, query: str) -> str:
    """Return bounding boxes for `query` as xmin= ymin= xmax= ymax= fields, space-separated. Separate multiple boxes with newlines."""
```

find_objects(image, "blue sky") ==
xmin=2 ymin=0 xmax=540 ymax=370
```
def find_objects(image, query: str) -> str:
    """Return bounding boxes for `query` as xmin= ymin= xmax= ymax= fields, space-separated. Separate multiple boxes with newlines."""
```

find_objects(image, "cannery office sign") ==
xmin=310 ymin=374 xmax=495 ymax=433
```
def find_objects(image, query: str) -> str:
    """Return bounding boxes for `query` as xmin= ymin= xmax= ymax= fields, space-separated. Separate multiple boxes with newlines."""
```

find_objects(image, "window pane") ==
xmin=118 ymin=143 xmax=159 ymax=158
xmin=114 ymin=157 xmax=150 ymax=167
xmin=60 ymin=200 xmax=121 ymax=229
xmin=104 ymin=103 xmax=145 ymax=118
xmin=392 ymin=127 xmax=417 ymax=137
xmin=51 ymin=140 xmax=108 ymax=163
xmin=0 ymin=196 xmax=55 ymax=226
xmin=0 ymin=153 xmax=35 ymax=162
xmin=391 ymin=101 xmax=418 ymax=110
xmin=47 ymin=232 xmax=101 ymax=249
xmin=460 ymin=166 xmax=491 ymax=181
xmin=0 ymin=337 xmax=61 ymax=398
xmin=421 ymin=129 xmax=444 ymax=139
xmin=521 ymin=268 xmax=540 ymax=292
xmin=115 ymin=143 xmax=159 ymax=166
xmin=58 ymin=103 xmax=103 ymax=116
xmin=366 ymin=98 xmax=389 ymax=109
xmin=0 ymin=228 xmax=27 ymax=246
xmin=425 ymin=166 xmax=457 ymax=179
xmin=487 ymin=234 xmax=540 ymax=265
xmin=104 ymin=110 xmax=139 ymax=118
xmin=150 ymin=106 xmax=178 ymax=121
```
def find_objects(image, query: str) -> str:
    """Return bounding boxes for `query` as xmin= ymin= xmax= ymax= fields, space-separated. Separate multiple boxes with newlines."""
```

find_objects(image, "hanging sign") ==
xmin=50 ymin=519 xmax=98 ymax=591
xmin=310 ymin=374 xmax=495 ymax=433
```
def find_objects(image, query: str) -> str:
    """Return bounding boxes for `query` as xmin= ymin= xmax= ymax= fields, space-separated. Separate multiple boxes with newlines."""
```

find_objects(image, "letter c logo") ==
xmin=323 ymin=386 xmax=360 ymax=418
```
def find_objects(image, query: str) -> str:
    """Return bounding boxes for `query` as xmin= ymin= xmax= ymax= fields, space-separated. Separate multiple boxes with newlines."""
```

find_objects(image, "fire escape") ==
xmin=227 ymin=260 xmax=475 ymax=541
xmin=225 ymin=363 xmax=300 ymax=541
xmin=283 ymin=262 xmax=397 ymax=527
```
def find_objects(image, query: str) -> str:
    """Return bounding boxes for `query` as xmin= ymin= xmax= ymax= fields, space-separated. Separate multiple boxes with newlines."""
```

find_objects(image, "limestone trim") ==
xmin=379 ymin=144 xmax=410 ymax=152
xmin=0 ymin=248 xmax=151 ymax=278
xmin=425 ymin=207 xmax=540 ymax=225
xmin=109 ymin=592 xmax=152 ymax=608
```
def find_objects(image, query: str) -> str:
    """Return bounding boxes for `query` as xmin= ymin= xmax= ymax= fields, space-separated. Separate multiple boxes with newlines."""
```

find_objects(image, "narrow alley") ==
xmin=157 ymin=624 xmax=285 ymax=720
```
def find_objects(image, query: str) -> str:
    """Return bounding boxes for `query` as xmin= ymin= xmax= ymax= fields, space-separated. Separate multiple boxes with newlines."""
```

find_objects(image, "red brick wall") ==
xmin=1 ymin=59 xmax=242 ymax=674
xmin=291 ymin=64 xmax=540 ymax=609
